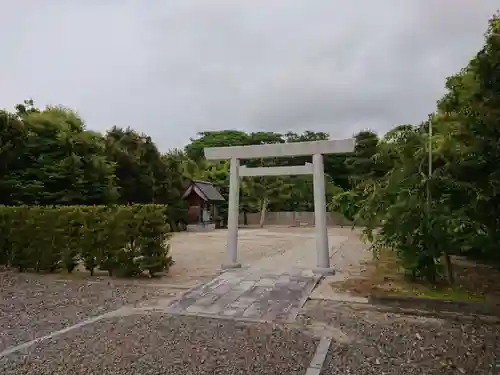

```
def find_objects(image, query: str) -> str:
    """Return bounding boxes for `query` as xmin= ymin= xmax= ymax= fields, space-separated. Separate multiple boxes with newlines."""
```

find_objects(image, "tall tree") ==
xmin=185 ymin=130 xmax=255 ymax=161
xmin=337 ymin=12 xmax=500 ymax=281
xmin=105 ymin=126 xmax=163 ymax=204
xmin=241 ymin=175 xmax=292 ymax=227
xmin=1 ymin=104 xmax=117 ymax=205
xmin=158 ymin=150 xmax=190 ymax=230
xmin=0 ymin=110 xmax=26 ymax=204
xmin=435 ymin=13 xmax=500 ymax=263
xmin=345 ymin=130 xmax=379 ymax=184
xmin=284 ymin=131 xmax=351 ymax=189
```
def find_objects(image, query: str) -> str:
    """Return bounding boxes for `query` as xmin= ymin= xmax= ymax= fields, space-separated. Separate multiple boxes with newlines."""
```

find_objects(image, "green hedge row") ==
xmin=0 ymin=205 xmax=173 ymax=277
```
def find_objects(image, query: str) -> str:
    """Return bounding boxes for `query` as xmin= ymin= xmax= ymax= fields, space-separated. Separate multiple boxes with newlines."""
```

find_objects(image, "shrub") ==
xmin=8 ymin=206 xmax=36 ymax=272
xmin=0 ymin=209 xmax=11 ymax=267
xmin=0 ymin=204 xmax=173 ymax=277
xmin=35 ymin=207 xmax=64 ymax=272
xmin=136 ymin=205 xmax=174 ymax=277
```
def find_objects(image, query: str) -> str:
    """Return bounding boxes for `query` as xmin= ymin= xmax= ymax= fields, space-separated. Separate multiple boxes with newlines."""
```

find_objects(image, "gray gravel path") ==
xmin=298 ymin=300 xmax=500 ymax=375
xmin=0 ymin=313 xmax=318 ymax=375
xmin=0 ymin=272 xmax=172 ymax=351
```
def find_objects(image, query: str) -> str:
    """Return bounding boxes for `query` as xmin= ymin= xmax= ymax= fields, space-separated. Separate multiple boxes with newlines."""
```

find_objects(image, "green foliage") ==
xmin=104 ymin=127 xmax=189 ymax=232
xmin=329 ymin=12 xmax=500 ymax=283
xmin=185 ymin=130 xmax=349 ymax=216
xmin=160 ymin=151 xmax=189 ymax=230
xmin=136 ymin=205 xmax=174 ymax=276
xmin=185 ymin=130 xmax=254 ymax=161
xmin=0 ymin=103 xmax=188 ymax=230
xmin=5 ymin=14 xmax=499 ymax=287
xmin=0 ymin=209 xmax=11 ymax=267
xmin=105 ymin=127 xmax=158 ymax=204
xmin=79 ymin=206 xmax=106 ymax=276
xmin=1 ymin=122 xmax=350 ymax=228
xmin=0 ymin=205 xmax=173 ymax=277
xmin=329 ymin=189 xmax=362 ymax=223
xmin=0 ymin=105 xmax=118 ymax=206
xmin=345 ymin=130 xmax=380 ymax=184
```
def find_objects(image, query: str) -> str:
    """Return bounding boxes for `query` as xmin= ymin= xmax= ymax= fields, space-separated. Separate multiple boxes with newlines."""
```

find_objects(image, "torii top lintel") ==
xmin=204 ymin=138 xmax=355 ymax=160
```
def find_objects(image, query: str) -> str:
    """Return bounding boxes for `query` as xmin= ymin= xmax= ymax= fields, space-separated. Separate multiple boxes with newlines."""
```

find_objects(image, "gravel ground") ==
xmin=0 ymin=313 xmax=318 ymax=375
xmin=0 ymin=272 xmax=173 ymax=352
xmin=298 ymin=300 xmax=500 ymax=375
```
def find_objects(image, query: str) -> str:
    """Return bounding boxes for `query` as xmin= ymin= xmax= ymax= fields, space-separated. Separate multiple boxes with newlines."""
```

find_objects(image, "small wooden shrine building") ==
xmin=182 ymin=180 xmax=225 ymax=230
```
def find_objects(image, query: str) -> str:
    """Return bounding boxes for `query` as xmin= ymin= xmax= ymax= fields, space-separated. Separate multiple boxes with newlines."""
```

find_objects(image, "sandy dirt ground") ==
xmin=167 ymin=226 xmax=370 ymax=285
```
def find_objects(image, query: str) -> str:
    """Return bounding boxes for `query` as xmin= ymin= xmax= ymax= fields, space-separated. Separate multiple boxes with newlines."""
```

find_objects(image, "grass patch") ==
xmin=331 ymin=248 xmax=500 ymax=303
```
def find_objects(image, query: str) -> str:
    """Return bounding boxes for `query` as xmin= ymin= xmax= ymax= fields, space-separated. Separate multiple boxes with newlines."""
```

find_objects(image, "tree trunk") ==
xmin=259 ymin=198 xmax=268 ymax=228
xmin=243 ymin=211 xmax=248 ymax=225
xmin=443 ymin=252 xmax=454 ymax=284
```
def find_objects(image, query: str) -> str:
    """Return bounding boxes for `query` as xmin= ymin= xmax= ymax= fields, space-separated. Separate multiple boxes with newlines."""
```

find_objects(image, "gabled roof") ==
xmin=182 ymin=180 xmax=225 ymax=202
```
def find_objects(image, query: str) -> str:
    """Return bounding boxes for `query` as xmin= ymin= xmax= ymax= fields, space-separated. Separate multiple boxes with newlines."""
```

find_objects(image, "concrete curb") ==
xmin=368 ymin=294 xmax=500 ymax=318
xmin=305 ymin=337 xmax=332 ymax=375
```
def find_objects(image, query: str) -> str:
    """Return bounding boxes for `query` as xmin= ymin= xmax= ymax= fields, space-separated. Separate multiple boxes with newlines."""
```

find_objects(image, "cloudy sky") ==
xmin=1 ymin=1 xmax=498 ymax=150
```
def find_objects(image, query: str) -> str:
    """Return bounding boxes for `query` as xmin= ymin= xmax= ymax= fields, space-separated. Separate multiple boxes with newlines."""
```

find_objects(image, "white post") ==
xmin=224 ymin=157 xmax=241 ymax=268
xmin=312 ymin=153 xmax=330 ymax=271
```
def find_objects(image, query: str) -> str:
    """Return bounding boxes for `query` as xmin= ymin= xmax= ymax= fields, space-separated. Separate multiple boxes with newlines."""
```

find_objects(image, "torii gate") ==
xmin=204 ymin=138 xmax=355 ymax=274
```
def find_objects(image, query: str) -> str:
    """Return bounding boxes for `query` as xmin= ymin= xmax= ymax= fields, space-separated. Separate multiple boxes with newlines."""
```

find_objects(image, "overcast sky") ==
xmin=1 ymin=1 xmax=498 ymax=150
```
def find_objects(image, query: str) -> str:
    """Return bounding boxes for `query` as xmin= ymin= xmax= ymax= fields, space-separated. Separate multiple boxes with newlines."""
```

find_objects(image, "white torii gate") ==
xmin=204 ymin=138 xmax=355 ymax=274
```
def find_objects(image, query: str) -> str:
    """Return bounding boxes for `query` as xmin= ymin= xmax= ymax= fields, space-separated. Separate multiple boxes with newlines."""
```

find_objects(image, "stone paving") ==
xmin=165 ymin=268 xmax=322 ymax=322
xmin=164 ymin=227 xmax=371 ymax=323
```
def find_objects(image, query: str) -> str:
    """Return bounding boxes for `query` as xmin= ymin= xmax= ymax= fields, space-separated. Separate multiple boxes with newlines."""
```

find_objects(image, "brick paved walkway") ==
xmin=165 ymin=268 xmax=321 ymax=322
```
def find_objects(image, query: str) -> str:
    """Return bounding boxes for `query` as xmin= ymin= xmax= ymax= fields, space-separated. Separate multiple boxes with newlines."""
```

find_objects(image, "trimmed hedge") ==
xmin=0 ymin=204 xmax=173 ymax=277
